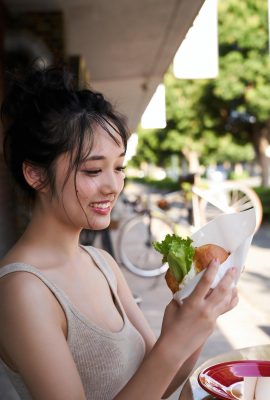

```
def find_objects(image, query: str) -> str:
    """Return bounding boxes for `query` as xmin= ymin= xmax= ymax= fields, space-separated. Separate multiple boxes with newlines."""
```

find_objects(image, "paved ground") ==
xmin=1 ymin=194 xmax=269 ymax=399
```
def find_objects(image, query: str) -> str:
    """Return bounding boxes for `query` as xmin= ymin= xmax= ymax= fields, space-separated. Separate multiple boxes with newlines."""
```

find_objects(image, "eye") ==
xmin=116 ymin=166 xmax=126 ymax=173
xmin=82 ymin=169 xmax=101 ymax=176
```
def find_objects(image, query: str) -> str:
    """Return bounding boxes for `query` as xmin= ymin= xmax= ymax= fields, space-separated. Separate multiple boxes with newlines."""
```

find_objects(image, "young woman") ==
xmin=0 ymin=66 xmax=238 ymax=400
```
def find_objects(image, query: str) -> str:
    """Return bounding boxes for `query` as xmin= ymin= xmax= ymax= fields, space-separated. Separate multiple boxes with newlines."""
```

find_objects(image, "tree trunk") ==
xmin=252 ymin=123 xmax=270 ymax=188
xmin=182 ymin=148 xmax=200 ymax=174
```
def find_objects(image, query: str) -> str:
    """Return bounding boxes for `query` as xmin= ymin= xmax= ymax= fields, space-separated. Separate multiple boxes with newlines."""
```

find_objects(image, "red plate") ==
xmin=198 ymin=360 xmax=270 ymax=399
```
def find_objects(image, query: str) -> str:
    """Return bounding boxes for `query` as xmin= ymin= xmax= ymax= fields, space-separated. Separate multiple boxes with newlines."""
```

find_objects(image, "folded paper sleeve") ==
xmin=174 ymin=209 xmax=256 ymax=302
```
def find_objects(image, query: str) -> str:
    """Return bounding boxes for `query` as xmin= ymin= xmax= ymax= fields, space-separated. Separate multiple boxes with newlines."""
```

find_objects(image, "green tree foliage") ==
xmin=132 ymin=68 xmax=254 ymax=172
xmin=132 ymin=0 xmax=270 ymax=186
xmin=202 ymin=0 xmax=270 ymax=186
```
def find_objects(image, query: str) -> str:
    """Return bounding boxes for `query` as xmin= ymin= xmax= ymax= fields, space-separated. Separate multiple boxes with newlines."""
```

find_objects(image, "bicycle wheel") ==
xmin=199 ymin=182 xmax=263 ymax=232
xmin=117 ymin=212 xmax=174 ymax=277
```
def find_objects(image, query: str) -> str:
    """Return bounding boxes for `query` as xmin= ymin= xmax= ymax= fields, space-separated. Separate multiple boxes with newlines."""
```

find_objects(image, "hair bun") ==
xmin=2 ymin=66 xmax=75 ymax=123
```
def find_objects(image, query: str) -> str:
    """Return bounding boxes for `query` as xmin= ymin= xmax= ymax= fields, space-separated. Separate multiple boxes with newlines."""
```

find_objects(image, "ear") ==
xmin=22 ymin=161 xmax=48 ymax=192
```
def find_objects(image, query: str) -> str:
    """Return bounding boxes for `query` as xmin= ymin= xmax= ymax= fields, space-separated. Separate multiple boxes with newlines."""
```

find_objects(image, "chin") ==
xmin=87 ymin=219 xmax=111 ymax=231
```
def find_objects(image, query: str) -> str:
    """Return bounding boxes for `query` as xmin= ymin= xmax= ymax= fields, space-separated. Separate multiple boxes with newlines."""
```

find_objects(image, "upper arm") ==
xmin=98 ymin=250 xmax=156 ymax=353
xmin=0 ymin=273 xmax=86 ymax=400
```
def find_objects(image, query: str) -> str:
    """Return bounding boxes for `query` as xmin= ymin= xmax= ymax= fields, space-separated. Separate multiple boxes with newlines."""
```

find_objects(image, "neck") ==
xmin=18 ymin=201 xmax=83 ymax=267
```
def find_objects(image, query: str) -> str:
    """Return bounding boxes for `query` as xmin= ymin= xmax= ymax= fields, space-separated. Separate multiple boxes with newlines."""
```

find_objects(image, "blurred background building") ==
xmin=0 ymin=0 xmax=205 ymax=257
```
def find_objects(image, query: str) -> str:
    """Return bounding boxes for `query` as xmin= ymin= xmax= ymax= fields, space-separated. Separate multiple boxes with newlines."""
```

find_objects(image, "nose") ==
xmin=100 ymin=171 xmax=121 ymax=195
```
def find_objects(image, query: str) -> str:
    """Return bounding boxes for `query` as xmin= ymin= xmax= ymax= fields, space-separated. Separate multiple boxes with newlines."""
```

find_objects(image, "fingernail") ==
xmin=213 ymin=258 xmax=220 ymax=265
xmin=231 ymin=267 xmax=236 ymax=274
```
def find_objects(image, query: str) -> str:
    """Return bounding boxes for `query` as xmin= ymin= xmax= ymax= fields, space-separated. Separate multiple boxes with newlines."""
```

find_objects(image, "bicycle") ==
xmin=116 ymin=193 xmax=175 ymax=277
xmin=116 ymin=177 xmax=263 ymax=277
xmin=191 ymin=179 xmax=263 ymax=232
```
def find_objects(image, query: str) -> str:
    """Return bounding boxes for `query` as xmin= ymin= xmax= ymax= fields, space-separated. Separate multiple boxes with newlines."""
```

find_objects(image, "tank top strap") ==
xmin=82 ymin=246 xmax=117 ymax=292
xmin=0 ymin=262 xmax=73 ymax=318
xmin=0 ymin=248 xmax=118 ymax=320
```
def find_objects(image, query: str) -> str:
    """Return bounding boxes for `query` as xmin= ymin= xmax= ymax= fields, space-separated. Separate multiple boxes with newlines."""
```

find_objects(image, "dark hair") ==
xmin=1 ymin=65 xmax=129 ymax=200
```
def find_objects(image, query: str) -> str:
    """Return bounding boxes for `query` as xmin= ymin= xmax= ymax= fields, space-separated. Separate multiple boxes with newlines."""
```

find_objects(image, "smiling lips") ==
xmin=90 ymin=201 xmax=111 ymax=215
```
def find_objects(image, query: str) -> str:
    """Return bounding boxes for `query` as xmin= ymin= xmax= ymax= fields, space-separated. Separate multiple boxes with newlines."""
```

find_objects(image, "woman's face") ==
xmin=52 ymin=124 xmax=126 ymax=231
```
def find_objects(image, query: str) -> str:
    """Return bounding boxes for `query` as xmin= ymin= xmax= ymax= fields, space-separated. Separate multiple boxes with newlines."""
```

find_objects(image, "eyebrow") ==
xmin=84 ymin=152 xmax=126 ymax=161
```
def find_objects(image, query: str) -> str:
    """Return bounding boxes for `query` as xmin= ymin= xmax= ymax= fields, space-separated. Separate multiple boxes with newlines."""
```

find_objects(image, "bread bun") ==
xmin=194 ymin=244 xmax=229 ymax=272
xmin=165 ymin=269 xmax=180 ymax=294
xmin=164 ymin=243 xmax=230 ymax=294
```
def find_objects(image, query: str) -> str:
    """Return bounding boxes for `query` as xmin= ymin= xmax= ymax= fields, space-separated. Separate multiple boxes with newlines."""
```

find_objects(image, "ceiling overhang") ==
xmin=4 ymin=0 xmax=205 ymax=131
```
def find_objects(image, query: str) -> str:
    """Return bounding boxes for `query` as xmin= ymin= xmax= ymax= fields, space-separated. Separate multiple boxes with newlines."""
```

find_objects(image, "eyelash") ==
xmin=83 ymin=166 xmax=126 ymax=176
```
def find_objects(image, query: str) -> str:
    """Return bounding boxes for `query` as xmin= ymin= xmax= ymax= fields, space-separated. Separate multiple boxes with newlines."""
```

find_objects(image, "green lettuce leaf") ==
xmin=153 ymin=234 xmax=195 ymax=283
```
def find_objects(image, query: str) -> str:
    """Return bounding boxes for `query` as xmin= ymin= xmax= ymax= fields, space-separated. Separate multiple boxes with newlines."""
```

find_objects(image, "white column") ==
xmin=141 ymin=84 xmax=166 ymax=129
xmin=173 ymin=0 xmax=219 ymax=79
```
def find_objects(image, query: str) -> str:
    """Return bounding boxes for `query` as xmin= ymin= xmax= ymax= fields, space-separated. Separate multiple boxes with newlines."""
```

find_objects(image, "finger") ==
xmin=230 ymin=286 xmax=238 ymax=301
xmin=223 ymin=287 xmax=239 ymax=313
xmin=216 ymin=289 xmax=239 ymax=315
xmin=205 ymin=288 xmax=214 ymax=299
xmin=230 ymin=289 xmax=239 ymax=309
xmin=190 ymin=258 xmax=220 ymax=300
xmin=208 ymin=268 xmax=236 ymax=306
xmin=167 ymin=299 xmax=181 ymax=312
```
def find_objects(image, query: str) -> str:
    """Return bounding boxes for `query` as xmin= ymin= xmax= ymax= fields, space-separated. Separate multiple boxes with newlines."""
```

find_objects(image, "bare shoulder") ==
xmin=0 ymin=269 xmax=47 ymax=297
xmin=0 ymin=270 xmax=63 ymax=330
xmin=0 ymin=271 xmax=85 ymax=399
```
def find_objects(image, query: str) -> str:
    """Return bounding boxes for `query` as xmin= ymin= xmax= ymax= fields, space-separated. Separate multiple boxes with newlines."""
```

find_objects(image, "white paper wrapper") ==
xmin=243 ymin=377 xmax=270 ymax=400
xmin=173 ymin=209 xmax=256 ymax=302
xmin=254 ymin=377 xmax=270 ymax=399
xmin=243 ymin=377 xmax=257 ymax=400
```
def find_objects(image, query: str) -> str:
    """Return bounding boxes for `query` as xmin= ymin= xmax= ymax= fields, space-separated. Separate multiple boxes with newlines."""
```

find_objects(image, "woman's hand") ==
xmin=159 ymin=259 xmax=238 ymax=364
xmin=112 ymin=256 xmax=238 ymax=400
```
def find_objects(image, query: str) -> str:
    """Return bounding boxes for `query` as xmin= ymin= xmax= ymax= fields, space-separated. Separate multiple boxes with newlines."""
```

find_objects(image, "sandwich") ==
xmin=153 ymin=234 xmax=230 ymax=294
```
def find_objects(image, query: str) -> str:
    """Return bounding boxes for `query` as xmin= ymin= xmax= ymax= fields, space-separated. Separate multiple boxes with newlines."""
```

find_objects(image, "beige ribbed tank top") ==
xmin=0 ymin=246 xmax=145 ymax=400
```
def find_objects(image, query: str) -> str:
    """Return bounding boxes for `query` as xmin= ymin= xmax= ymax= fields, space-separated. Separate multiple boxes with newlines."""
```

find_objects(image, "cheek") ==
xmin=76 ymin=179 xmax=97 ymax=199
xmin=119 ymin=177 xmax=125 ymax=192
xmin=115 ymin=174 xmax=125 ymax=194
xmin=74 ymin=174 xmax=125 ymax=199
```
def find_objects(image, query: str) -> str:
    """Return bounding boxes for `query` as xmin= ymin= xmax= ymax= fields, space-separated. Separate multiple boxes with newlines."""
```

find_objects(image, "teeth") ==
xmin=91 ymin=202 xmax=110 ymax=209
